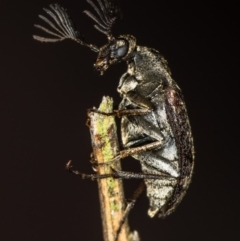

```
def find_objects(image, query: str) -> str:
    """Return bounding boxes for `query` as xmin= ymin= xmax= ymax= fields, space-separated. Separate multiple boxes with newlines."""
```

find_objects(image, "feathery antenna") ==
xmin=33 ymin=4 xmax=99 ymax=52
xmin=84 ymin=0 xmax=121 ymax=39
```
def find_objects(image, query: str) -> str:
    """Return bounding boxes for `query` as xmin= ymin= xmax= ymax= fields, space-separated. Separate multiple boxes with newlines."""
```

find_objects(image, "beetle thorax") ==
xmin=119 ymin=35 xmax=136 ymax=61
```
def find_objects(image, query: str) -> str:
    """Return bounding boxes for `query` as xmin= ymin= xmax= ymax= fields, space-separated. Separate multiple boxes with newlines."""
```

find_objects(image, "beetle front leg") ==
xmin=88 ymin=89 xmax=154 ymax=117
xmin=87 ymin=108 xmax=150 ymax=118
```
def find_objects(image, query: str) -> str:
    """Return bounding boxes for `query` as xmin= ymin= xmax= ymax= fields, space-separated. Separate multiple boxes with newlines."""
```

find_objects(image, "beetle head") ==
xmin=33 ymin=2 xmax=136 ymax=75
xmin=94 ymin=35 xmax=136 ymax=75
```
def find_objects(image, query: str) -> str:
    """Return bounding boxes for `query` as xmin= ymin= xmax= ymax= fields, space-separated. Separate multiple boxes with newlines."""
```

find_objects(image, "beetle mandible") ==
xmin=34 ymin=0 xmax=194 ymax=236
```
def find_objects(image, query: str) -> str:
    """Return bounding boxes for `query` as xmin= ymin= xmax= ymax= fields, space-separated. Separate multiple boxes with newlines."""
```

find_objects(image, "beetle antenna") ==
xmin=84 ymin=0 xmax=121 ymax=40
xmin=33 ymin=4 xmax=99 ymax=52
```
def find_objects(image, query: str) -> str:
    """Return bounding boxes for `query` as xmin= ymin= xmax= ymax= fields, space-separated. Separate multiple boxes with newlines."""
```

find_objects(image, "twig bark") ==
xmin=88 ymin=96 xmax=138 ymax=241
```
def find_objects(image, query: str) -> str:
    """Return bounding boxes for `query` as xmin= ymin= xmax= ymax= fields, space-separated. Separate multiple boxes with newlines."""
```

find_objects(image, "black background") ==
xmin=1 ymin=1 xmax=239 ymax=241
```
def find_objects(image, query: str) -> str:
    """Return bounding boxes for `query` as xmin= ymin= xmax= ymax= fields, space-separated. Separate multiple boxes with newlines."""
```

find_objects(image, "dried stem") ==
xmin=88 ymin=96 xmax=138 ymax=241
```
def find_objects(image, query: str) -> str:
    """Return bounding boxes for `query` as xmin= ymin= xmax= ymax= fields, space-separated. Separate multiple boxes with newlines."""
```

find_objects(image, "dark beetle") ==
xmin=34 ymin=0 xmax=194 ymax=233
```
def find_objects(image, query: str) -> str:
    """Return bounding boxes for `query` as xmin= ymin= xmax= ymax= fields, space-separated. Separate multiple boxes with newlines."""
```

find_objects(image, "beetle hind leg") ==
xmin=66 ymin=160 xmax=170 ymax=180
xmin=114 ymin=181 xmax=145 ymax=241
xmin=65 ymin=160 xmax=114 ymax=180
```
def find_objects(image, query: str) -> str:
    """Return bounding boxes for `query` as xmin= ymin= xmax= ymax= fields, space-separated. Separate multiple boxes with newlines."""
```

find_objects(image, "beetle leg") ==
xmin=120 ymin=141 xmax=162 ymax=158
xmin=88 ymin=108 xmax=150 ymax=118
xmin=87 ymin=89 xmax=155 ymax=118
xmin=92 ymin=141 xmax=162 ymax=168
xmin=114 ymin=181 xmax=145 ymax=241
xmin=66 ymin=160 xmax=114 ymax=180
xmin=110 ymin=168 xmax=172 ymax=180
xmin=66 ymin=160 xmax=171 ymax=180
xmin=124 ymin=90 xmax=154 ymax=110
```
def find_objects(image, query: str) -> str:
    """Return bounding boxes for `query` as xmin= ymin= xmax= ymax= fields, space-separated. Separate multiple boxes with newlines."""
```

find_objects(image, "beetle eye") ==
xmin=110 ymin=44 xmax=128 ymax=59
xmin=116 ymin=45 xmax=128 ymax=57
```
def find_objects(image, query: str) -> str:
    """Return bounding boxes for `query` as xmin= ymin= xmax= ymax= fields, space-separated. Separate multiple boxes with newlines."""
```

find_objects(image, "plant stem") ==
xmin=89 ymin=96 xmax=131 ymax=241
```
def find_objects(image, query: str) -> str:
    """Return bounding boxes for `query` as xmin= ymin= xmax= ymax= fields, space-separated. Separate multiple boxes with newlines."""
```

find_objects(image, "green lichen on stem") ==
xmin=89 ymin=96 xmax=129 ymax=241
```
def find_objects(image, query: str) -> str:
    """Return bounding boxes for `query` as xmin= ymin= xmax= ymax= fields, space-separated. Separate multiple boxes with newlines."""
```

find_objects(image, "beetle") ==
xmin=34 ymin=0 xmax=194 ymax=239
